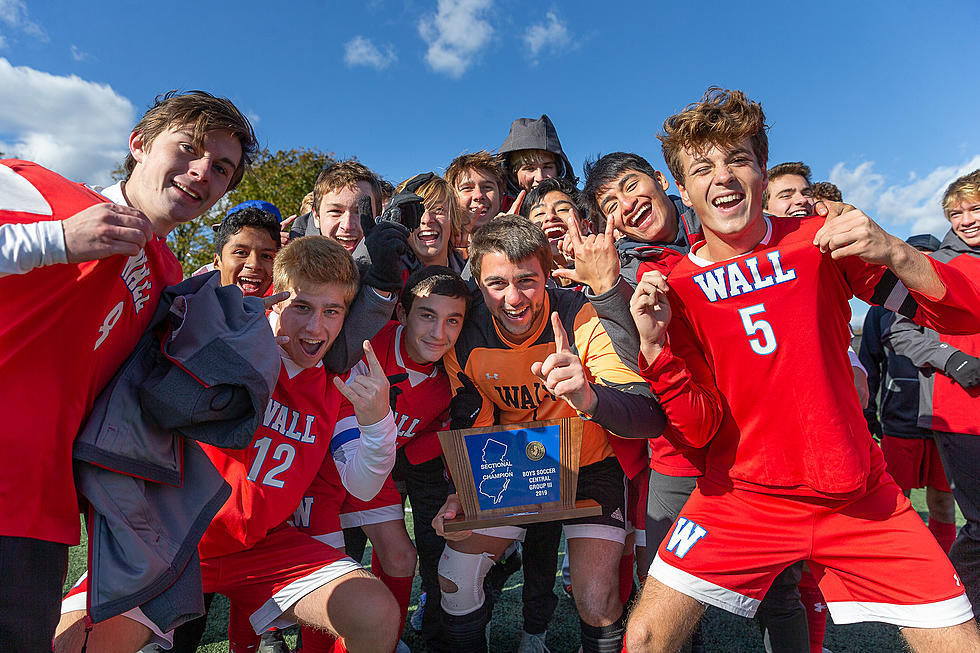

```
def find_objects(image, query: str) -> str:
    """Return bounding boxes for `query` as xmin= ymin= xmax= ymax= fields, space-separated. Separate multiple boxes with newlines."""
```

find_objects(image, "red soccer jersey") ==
xmin=643 ymin=216 xmax=980 ymax=497
xmin=0 ymin=160 xmax=182 ymax=544
xmin=330 ymin=321 xmax=451 ymax=465
xmin=198 ymin=359 xmax=346 ymax=558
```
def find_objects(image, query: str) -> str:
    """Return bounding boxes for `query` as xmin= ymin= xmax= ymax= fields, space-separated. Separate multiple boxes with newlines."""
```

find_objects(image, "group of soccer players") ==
xmin=1 ymin=85 xmax=979 ymax=653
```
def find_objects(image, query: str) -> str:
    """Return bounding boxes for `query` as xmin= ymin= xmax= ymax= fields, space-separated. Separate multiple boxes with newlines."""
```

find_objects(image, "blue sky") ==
xmin=2 ymin=0 xmax=978 ymax=248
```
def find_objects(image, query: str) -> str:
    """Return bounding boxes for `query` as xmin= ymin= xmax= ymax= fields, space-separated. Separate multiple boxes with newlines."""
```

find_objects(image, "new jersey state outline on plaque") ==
xmin=478 ymin=439 xmax=512 ymax=504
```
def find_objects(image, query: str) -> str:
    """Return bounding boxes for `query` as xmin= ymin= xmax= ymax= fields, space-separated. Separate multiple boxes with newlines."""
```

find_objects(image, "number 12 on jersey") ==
xmin=738 ymin=303 xmax=777 ymax=355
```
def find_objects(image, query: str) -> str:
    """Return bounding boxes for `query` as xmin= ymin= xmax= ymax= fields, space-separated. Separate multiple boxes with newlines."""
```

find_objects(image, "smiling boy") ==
xmin=57 ymin=237 xmax=403 ymax=653
xmin=300 ymin=266 xmax=471 ymax=652
xmin=0 ymin=90 xmax=256 ymax=652
xmin=212 ymin=205 xmax=281 ymax=297
xmin=625 ymin=87 xmax=980 ymax=653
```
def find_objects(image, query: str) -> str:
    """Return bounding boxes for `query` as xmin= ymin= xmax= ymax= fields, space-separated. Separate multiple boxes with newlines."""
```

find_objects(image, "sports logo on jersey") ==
xmin=395 ymin=411 xmax=421 ymax=439
xmin=493 ymin=382 xmax=556 ymax=410
xmin=664 ymin=517 xmax=708 ymax=559
xmin=263 ymin=399 xmax=317 ymax=443
xmin=692 ymin=251 xmax=796 ymax=302
xmin=293 ymin=496 xmax=314 ymax=528
xmin=120 ymin=250 xmax=153 ymax=313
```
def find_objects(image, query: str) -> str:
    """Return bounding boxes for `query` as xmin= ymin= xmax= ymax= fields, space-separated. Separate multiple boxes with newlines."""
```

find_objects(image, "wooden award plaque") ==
xmin=437 ymin=417 xmax=601 ymax=532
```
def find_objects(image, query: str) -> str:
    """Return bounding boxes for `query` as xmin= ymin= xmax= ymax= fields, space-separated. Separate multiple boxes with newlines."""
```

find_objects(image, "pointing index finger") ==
xmin=262 ymin=291 xmax=291 ymax=309
xmin=551 ymin=311 xmax=570 ymax=353
xmin=510 ymin=189 xmax=526 ymax=216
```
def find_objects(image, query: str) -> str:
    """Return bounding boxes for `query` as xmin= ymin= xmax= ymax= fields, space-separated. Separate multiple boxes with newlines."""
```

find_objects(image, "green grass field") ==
xmin=65 ymin=488 xmax=962 ymax=652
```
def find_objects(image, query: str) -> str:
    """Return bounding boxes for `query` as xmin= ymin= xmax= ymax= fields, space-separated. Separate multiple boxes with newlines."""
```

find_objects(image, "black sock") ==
xmin=579 ymin=612 xmax=625 ymax=653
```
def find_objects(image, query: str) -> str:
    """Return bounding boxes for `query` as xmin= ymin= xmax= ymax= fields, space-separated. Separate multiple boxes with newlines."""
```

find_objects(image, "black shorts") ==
xmin=0 ymin=536 xmax=68 ymax=653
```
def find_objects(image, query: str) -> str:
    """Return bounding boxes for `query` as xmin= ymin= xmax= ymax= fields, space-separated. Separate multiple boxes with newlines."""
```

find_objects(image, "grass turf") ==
xmin=64 ymin=487 xmax=962 ymax=651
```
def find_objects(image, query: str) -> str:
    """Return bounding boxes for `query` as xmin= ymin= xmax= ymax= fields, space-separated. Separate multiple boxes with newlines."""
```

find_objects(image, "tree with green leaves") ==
xmin=224 ymin=147 xmax=335 ymax=218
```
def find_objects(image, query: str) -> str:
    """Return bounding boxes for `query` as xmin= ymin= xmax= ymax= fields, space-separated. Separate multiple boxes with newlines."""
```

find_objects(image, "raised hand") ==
xmin=403 ymin=172 xmax=436 ymax=195
xmin=449 ymin=372 xmax=484 ymax=430
xmin=630 ymin=270 xmax=672 ymax=362
xmin=279 ymin=214 xmax=298 ymax=247
xmin=552 ymin=211 xmax=620 ymax=294
xmin=812 ymin=207 xmax=900 ymax=265
xmin=63 ymin=202 xmax=154 ymax=263
xmin=530 ymin=312 xmax=597 ymax=414
xmin=509 ymin=189 xmax=526 ymax=217
xmin=333 ymin=340 xmax=392 ymax=426
xmin=361 ymin=194 xmax=410 ymax=294
xmin=380 ymin=191 xmax=425 ymax=232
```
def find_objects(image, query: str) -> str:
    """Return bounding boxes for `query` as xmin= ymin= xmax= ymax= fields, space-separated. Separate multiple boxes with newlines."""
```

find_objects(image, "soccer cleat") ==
xmin=517 ymin=629 xmax=551 ymax=653
xmin=410 ymin=591 xmax=426 ymax=631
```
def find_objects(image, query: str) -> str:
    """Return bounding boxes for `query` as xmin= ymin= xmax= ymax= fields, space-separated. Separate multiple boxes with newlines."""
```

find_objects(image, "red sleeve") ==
xmin=840 ymin=253 xmax=980 ymax=336
xmin=638 ymin=313 xmax=723 ymax=450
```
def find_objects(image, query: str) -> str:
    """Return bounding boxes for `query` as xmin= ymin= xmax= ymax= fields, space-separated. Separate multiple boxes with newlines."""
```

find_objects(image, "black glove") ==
xmin=449 ymin=372 xmax=484 ymax=430
xmin=404 ymin=171 xmax=436 ymax=194
xmin=387 ymin=373 xmax=408 ymax=412
xmin=944 ymin=351 xmax=980 ymax=388
xmin=380 ymin=190 xmax=426 ymax=232
xmin=360 ymin=196 xmax=410 ymax=293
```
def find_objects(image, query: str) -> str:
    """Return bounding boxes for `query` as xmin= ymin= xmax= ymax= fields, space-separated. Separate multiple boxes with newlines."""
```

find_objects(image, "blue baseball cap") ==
xmin=225 ymin=200 xmax=282 ymax=222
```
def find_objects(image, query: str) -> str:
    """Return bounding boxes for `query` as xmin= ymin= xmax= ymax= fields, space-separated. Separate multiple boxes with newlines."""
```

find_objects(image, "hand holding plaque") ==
xmin=437 ymin=417 xmax=600 ymax=532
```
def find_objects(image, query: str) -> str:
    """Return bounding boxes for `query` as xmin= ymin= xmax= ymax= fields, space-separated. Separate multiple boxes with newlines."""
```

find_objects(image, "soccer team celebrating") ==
xmin=1 ymin=86 xmax=979 ymax=653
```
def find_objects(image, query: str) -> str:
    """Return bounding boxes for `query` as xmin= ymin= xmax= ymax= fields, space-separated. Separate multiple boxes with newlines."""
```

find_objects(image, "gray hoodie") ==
xmin=497 ymin=114 xmax=576 ymax=197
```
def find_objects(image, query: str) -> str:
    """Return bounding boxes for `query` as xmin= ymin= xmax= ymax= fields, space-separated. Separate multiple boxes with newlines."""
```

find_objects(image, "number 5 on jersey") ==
xmin=738 ymin=303 xmax=776 ymax=355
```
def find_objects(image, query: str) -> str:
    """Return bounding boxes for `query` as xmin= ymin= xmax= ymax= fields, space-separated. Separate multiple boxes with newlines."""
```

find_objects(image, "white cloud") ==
xmin=829 ymin=155 xmax=980 ymax=237
xmin=0 ymin=0 xmax=47 ymax=43
xmin=69 ymin=44 xmax=90 ymax=61
xmin=0 ymin=58 xmax=134 ymax=184
xmin=523 ymin=11 xmax=569 ymax=61
xmin=418 ymin=0 xmax=493 ymax=78
xmin=344 ymin=36 xmax=396 ymax=71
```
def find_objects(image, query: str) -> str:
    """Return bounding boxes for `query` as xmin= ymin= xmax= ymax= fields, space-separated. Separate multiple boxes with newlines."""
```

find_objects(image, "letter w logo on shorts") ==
xmin=665 ymin=517 xmax=707 ymax=559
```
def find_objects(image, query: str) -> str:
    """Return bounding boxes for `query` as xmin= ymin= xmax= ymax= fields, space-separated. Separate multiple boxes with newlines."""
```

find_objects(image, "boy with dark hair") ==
xmin=570 ymin=150 xmax=809 ymax=653
xmin=884 ymin=169 xmax=980 ymax=612
xmin=0 ymin=89 xmax=256 ymax=651
xmin=57 ymin=236 xmax=403 ymax=653
xmin=497 ymin=114 xmax=577 ymax=201
xmin=212 ymin=206 xmax=282 ymax=297
xmin=763 ymin=161 xmax=814 ymax=218
xmin=812 ymin=181 xmax=843 ymax=203
xmin=625 ymin=87 xmax=980 ymax=653
xmin=433 ymin=215 xmax=665 ymax=653
xmin=300 ymin=265 xmax=471 ymax=652
xmin=290 ymin=160 xmax=382 ymax=251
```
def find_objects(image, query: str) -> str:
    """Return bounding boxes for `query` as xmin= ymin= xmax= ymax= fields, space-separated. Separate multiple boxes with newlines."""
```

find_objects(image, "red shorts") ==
xmin=202 ymin=525 xmax=361 ymax=634
xmin=628 ymin=468 xmax=649 ymax=547
xmin=880 ymin=435 xmax=951 ymax=492
xmin=650 ymin=473 xmax=972 ymax=627
xmin=339 ymin=474 xmax=404 ymax=529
